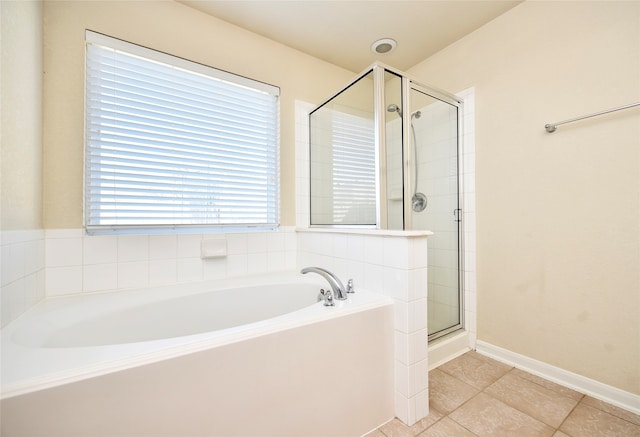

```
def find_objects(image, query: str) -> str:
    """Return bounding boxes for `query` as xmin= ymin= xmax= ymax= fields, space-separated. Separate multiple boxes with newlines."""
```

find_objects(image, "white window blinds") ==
xmin=85 ymin=31 xmax=280 ymax=232
xmin=331 ymin=112 xmax=376 ymax=224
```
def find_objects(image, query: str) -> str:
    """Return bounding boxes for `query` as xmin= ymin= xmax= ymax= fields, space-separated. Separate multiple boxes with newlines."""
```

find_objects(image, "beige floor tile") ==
xmin=485 ymin=371 xmax=580 ymax=427
xmin=378 ymin=418 xmax=415 ymax=437
xmin=420 ymin=417 xmax=478 ymax=437
xmin=409 ymin=408 xmax=445 ymax=435
xmin=429 ymin=368 xmax=480 ymax=414
xmin=559 ymin=403 xmax=640 ymax=437
xmin=437 ymin=351 xmax=512 ymax=390
xmin=449 ymin=392 xmax=555 ymax=437
xmin=581 ymin=395 xmax=640 ymax=426
xmin=552 ymin=431 xmax=571 ymax=437
xmin=510 ymin=368 xmax=584 ymax=401
xmin=364 ymin=428 xmax=387 ymax=437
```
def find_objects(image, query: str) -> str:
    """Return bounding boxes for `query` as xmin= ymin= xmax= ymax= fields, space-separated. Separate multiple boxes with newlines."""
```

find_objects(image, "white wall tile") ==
xmin=118 ymin=235 xmax=149 ymax=262
xmin=83 ymin=236 xmax=117 ymax=265
xmin=149 ymin=235 xmax=177 ymax=260
xmin=413 ymin=390 xmax=429 ymax=422
xmin=46 ymin=266 xmax=83 ymax=296
xmin=410 ymin=329 xmax=428 ymax=363
xmin=247 ymin=233 xmax=268 ymax=253
xmin=227 ymin=254 xmax=248 ymax=277
xmin=176 ymin=258 xmax=202 ymax=282
xmin=118 ymin=261 xmax=149 ymax=289
xmin=395 ymin=331 xmax=409 ymax=365
xmin=1 ymin=244 xmax=17 ymax=286
xmin=408 ymin=268 xmax=428 ymax=300
xmin=362 ymin=263 xmax=384 ymax=294
xmin=25 ymin=270 xmax=45 ymax=308
xmin=266 ymin=252 xmax=286 ymax=273
xmin=177 ymin=234 xmax=202 ymax=259
xmin=149 ymin=259 xmax=177 ymax=285
xmin=363 ymin=236 xmax=384 ymax=265
xmin=45 ymin=238 xmax=83 ymax=267
xmin=395 ymin=363 xmax=410 ymax=397
xmin=203 ymin=258 xmax=227 ymax=280
xmin=383 ymin=237 xmax=409 ymax=269
xmin=83 ymin=263 xmax=117 ymax=292
xmin=409 ymin=238 xmax=428 ymax=269
xmin=26 ymin=239 xmax=45 ymax=276
xmin=383 ymin=267 xmax=409 ymax=301
xmin=394 ymin=391 xmax=409 ymax=425
xmin=2 ymin=279 xmax=26 ymax=324
xmin=411 ymin=359 xmax=429 ymax=396
xmin=226 ymin=233 xmax=247 ymax=255
xmin=394 ymin=300 xmax=409 ymax=333
xmin=285 ymin=251 xmax=296 ymax=270
xmin=409 ymin=299 xmax=428 ymax=332
xmin=266 ymin=232 xmax=285 ymax=252
xmin=247 ymin=253 xmax=268 ymax=274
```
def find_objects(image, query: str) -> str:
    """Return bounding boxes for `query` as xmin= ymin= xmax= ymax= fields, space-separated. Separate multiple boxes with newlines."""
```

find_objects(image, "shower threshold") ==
xmin=428 ymin=329 xmax=471 ymax=370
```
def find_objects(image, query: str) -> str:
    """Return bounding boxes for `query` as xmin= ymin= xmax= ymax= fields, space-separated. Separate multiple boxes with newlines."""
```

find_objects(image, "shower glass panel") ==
xmin=409 ymin=86 xmax=462 ymax=340
xmin=309 ymin=71 xmax=376 ymax=225
xmin=309 ymin=64 xmax=463 ymax=342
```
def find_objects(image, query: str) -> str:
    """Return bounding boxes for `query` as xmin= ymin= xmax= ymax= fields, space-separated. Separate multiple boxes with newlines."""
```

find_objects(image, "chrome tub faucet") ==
xmin=300 ymin=267 xmax=354 ymax=301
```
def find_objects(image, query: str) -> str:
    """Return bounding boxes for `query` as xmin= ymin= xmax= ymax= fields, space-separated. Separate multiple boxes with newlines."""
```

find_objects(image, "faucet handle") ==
xmin=346 ymin=279 xmax=355 ymax=294
xmin=320 ymin=289 xmax=335 ymax=306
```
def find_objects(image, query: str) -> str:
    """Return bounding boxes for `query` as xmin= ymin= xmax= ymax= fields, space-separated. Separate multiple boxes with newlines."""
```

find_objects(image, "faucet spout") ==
xmin=300 ymin=267 xmax=347 ymax=300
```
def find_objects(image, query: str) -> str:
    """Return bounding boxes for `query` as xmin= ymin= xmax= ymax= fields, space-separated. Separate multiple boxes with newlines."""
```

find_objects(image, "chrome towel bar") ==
xmin=545 ymin=102 xmax=640 ymax=133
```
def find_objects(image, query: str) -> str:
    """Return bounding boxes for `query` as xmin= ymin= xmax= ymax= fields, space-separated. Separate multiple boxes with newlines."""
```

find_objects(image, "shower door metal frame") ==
xmin=398 ymin=72 xmax=465 ymax=342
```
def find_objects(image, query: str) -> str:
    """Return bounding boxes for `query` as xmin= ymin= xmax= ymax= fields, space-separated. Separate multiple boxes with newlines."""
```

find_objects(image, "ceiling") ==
xmin=178 ymin=0 xmax=522 ymax=73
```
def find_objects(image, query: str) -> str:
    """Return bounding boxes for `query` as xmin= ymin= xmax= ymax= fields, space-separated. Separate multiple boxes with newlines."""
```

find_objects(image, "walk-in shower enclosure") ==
xmin=309 ymin=63 xmax=464 ymax=340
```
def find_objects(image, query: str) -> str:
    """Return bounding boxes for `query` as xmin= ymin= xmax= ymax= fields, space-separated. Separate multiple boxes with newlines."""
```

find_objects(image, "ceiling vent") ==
xmin=371 ymin=38 xmax=397 ymax=54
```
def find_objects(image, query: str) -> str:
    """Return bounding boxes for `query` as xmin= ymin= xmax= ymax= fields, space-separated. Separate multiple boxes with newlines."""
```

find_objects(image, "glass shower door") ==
xmin=408 ymin=85 xmax=462 ymax=340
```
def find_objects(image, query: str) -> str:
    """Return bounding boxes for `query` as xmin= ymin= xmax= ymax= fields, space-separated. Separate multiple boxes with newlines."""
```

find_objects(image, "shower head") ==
xmin=387 ymin=104 xmax=402 ymax=117
xmin=387 ymin=104 xmax=421 ymax=120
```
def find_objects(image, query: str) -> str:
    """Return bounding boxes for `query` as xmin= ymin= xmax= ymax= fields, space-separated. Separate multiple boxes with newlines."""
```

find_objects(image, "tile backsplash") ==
xmin=44 ymin=228 xmax=297 ymax=297
xmin=1 ymin=229 xmax=46 ymax=327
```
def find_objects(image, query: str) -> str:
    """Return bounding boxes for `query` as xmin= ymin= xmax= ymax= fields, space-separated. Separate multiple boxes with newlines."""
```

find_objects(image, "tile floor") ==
xmin=367 ymin=351 xmax=640 ymax=437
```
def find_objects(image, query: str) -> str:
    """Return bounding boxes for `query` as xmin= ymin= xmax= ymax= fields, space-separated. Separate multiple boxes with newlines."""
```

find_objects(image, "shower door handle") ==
xmin=454 ymin=209 xmax=462 ymax=222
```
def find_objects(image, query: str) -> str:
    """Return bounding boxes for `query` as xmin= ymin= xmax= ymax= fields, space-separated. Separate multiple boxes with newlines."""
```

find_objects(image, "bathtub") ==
xmin=1 ymin=271 xmax=395 ymax=436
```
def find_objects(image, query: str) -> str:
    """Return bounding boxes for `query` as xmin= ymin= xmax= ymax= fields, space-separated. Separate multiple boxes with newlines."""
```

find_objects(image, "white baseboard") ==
xmin=475 ymin=340 xmax=640 ymax=416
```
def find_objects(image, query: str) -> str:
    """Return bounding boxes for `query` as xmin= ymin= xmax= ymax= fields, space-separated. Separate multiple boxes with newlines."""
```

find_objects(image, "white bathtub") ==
xmin=1 ymin=271 xmax=395 ymax=436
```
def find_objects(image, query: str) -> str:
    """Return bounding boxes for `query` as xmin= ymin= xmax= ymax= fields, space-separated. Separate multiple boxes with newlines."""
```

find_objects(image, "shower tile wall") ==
xmin=0 ymin=230 xmax=46 ymax=327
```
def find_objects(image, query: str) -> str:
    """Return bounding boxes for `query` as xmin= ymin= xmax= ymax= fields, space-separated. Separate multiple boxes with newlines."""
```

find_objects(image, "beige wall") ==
xmin=42 ymin=0 xmax=353 ymax=228
xmin=409 ymin=1 xmax=640 ymax=394
xmin=1 ymin=0 xmax=43 ymax=230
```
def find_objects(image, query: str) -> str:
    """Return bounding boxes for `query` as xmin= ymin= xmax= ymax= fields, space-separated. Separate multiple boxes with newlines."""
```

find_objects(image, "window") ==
xmin=85 ymin=31 xmax=280 ymax=233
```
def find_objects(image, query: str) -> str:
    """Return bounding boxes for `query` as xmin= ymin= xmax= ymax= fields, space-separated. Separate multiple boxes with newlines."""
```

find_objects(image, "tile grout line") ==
xmin=554 ymin=394 xmax=585 ymax=437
